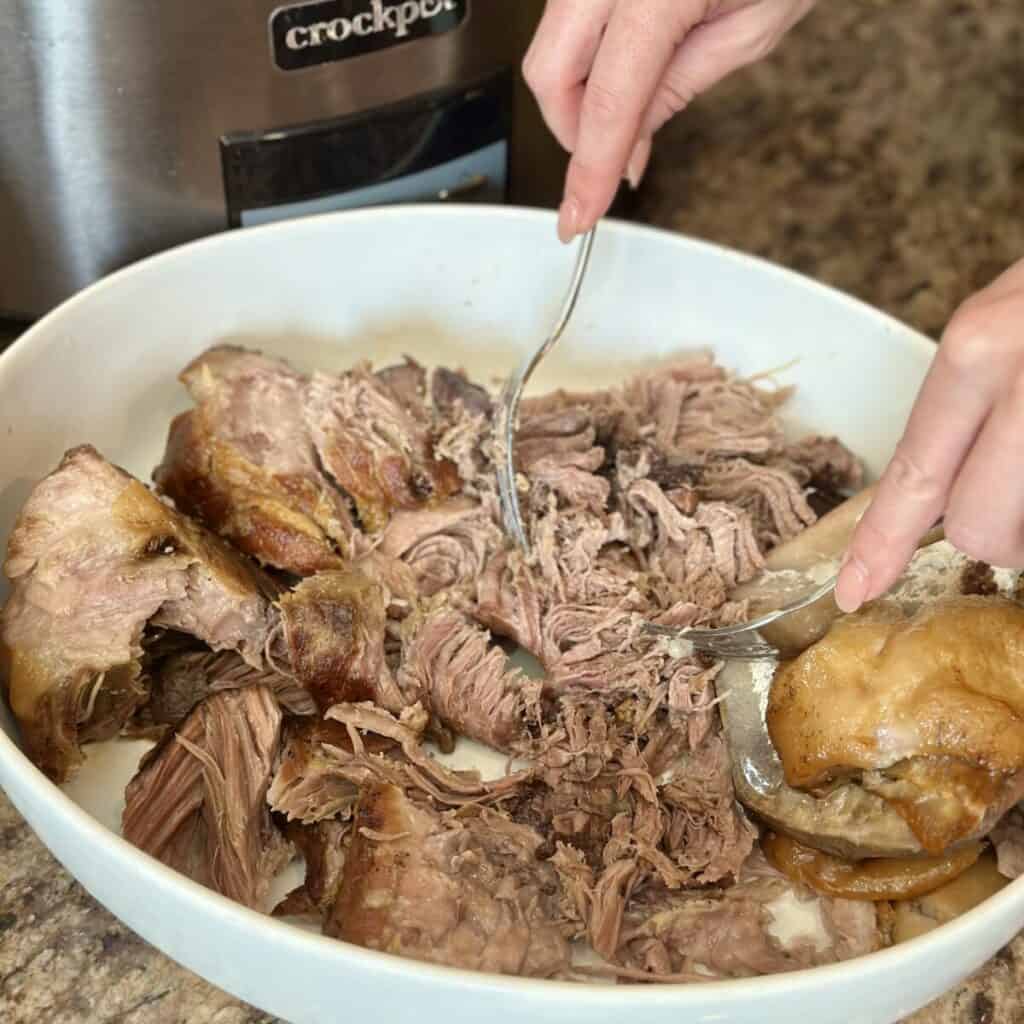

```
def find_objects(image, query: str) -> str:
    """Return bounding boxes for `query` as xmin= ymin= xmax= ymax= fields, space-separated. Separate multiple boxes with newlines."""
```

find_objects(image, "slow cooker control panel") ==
xmin=220 ymin=69 xmax=511 ymax=228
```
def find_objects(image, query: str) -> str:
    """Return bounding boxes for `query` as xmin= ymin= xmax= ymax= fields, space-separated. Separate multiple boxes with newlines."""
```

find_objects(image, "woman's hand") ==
xmin=523 ymin=0 xmax=817 ymax=242
xmin=836 ymin=258 xmax=1024 ymax=612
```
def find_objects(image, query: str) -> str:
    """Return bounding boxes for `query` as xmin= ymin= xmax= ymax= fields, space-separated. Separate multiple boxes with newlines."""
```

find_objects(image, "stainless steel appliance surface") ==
xmin=0 ymin=0 xmax=565 ymax=318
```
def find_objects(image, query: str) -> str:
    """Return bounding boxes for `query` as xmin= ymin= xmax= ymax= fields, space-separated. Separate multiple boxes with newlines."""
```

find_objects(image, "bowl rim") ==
xmin=0 ymin=202 xmax=940 ymax=372
xmin=3 ymin=203 xmax=1017 ymax=1007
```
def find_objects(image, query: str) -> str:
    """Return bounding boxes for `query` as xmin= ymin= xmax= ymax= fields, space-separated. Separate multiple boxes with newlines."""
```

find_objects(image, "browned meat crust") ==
xmin=154 ymin=347 xmax=357 ymax=575
xmin=0 ymin=445 xmax=280 ymax=781
xmin=279 ymin=570 xmax=405 ymax=713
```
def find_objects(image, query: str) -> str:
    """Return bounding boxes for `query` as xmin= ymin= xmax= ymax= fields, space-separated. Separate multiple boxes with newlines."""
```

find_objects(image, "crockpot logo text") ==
xmin=284 ymin=0 xmax=458 ymax=49
xmin=271 ymin=0 xmax=467 ymax=70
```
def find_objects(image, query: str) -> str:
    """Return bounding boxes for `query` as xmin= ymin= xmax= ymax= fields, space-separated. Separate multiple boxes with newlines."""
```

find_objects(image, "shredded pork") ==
xmin=1 ymin=345 xmax=887 ymax=981
xmin=122 ymin=686 xmax=290 ymax=910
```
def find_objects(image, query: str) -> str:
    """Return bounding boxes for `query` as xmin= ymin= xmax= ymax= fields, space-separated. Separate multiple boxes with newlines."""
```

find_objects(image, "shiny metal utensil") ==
xmin=495 ymin=225 xmax=597 ymax=551
xmin=647 ymin=516 xmax=946 ymax=662
xmin=643 ymin=576 xmax=839 ymax=661
xmin=495 ymin=240 xmax=936 ymax=663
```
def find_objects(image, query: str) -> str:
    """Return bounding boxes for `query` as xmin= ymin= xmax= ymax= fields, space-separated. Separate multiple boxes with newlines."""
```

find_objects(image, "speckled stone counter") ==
xmin=2 ymin=1 xmax=1023 ymax=1021
xmin=633 ymin=0 xmax=1024 ymax=341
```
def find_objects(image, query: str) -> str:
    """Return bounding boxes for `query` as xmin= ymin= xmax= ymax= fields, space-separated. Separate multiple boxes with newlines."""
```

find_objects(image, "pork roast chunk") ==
xmin=767 ymin=595 xmax=1024 ymax=853
xmin=140 ymin=646 xmax=315 ymax=730
xmin=305 ymin=366 xmax=460 ymax=533
xmin=274 ymin=819 xmax=351 ymax=920
xmin=0 ymin=446 xmax=278 ymax=781
xmin=279 ymin=570 xmax=406 ymax=714
xmin=330 ymin=783 xmax=571 ymax=977
xmin=267 ymin=716 xmax=395 ymax=826
xmin=430 ymin=366 xmax=493 ymax=419
xmin=154 ymin=346 xmax=357 ymax=575
xmin=122 ymin=686 xmax=290 ymax=910
xmin=376 ymin=357 xmax=429 ymax=414
xmin=378 ymin=497 xmax=502 ymax=599
xmin=396 ymin=606 xmax=541 ymax=752
xmin=618 ymin=857 xmax=879 ymax=979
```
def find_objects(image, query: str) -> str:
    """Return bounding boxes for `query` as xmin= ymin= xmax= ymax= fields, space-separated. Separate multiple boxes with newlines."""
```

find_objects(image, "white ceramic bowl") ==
xmin=0 ymin=206 xmax=1019 ymax=1024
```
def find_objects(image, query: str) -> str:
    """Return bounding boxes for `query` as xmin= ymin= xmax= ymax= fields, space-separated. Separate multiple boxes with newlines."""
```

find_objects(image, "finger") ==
xmin=559 ymin=0 xmax=705 ymax=242
xmin=943 ymin=267 xmax=1024 ymax=563
xmin=626 ymin=136 xmax=652 ymax=189
xmin=639 ymin=0 xmax=815 ymax=137
xmin=970 ymin=256 xmax=1024 ymax=304
xmin=522 ymin=0 xmax=616 ymax=153
xmin=944 ymin=376 xmax=1024 ymax=567
xmin=835 ymin=293 xmax=1024 ymax=612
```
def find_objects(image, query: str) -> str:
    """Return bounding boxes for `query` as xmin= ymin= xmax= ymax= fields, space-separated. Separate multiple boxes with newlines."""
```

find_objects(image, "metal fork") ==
xmin=644 ymin=516 xmax=946 ymax=661
xmin=493 ymin=222 xmax=824 ymax=661
xmin=493 ymin=225 xmax=917 ymax=664
xmin=495 ymin=225 xmax=597 ymax=551
xmin=643 ymin=576 xmax=839 ymax=661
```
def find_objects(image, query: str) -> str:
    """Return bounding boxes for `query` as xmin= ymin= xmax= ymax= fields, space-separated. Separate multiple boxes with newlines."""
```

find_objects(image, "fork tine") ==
xmin=494 ymin=227 xmax=597 ymax=553
xmin=644 ymin=574 xmax=841 ymax=662
xmin=495 ymin=377 xmax=528 ymax=550
xmin=693 ymin=639 xmax=777 ymax=661
xmin=645 ymin=620 xmax=778 ymax=661
xmin=693 ymin=637 xmax=775 ymax=658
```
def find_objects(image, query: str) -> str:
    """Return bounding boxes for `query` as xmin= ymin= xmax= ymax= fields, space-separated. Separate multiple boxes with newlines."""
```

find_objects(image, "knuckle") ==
xmin=850 ymin=517 xmax=898 ymax=565
xmin=583 ymin=79 xmax=627 ymax=124
xmin=564 ymin=153 xmax=611 ymax=202
xmin=521 ymin=51 xmax=549 ymax=94
xmin=728 ymin=19 xmax=782 ymax=64
xmin=886 ymin=447 xmax=944 ymax=504
xmin=521 ymin=50 xmax=535 ymax=84
xmin=940 ymin=305 xmax=1004 ymax=373
xmin=656 ymin=75 xmax=697 ymax=118
xmin=943 ymin=518 xmax=1008 ymax=565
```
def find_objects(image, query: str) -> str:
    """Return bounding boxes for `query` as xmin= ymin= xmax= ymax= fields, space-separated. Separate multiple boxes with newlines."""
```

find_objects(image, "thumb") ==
xmin=640 ymin=1 xmax=813 ymax=137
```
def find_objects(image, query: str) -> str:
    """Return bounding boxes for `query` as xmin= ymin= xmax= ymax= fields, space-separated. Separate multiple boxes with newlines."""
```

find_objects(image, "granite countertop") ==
xmin=2 ymin=1 xmax=1023 ymax=1021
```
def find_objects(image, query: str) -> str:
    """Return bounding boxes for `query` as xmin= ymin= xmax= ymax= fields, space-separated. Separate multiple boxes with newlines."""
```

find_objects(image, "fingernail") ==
xmin=834 ymin=553 xmax=869 ymax=614
xmin=626 ymin=138 xmax=652 ymax=190
xmin=557 ymin=196 xmax=580 ymax=244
